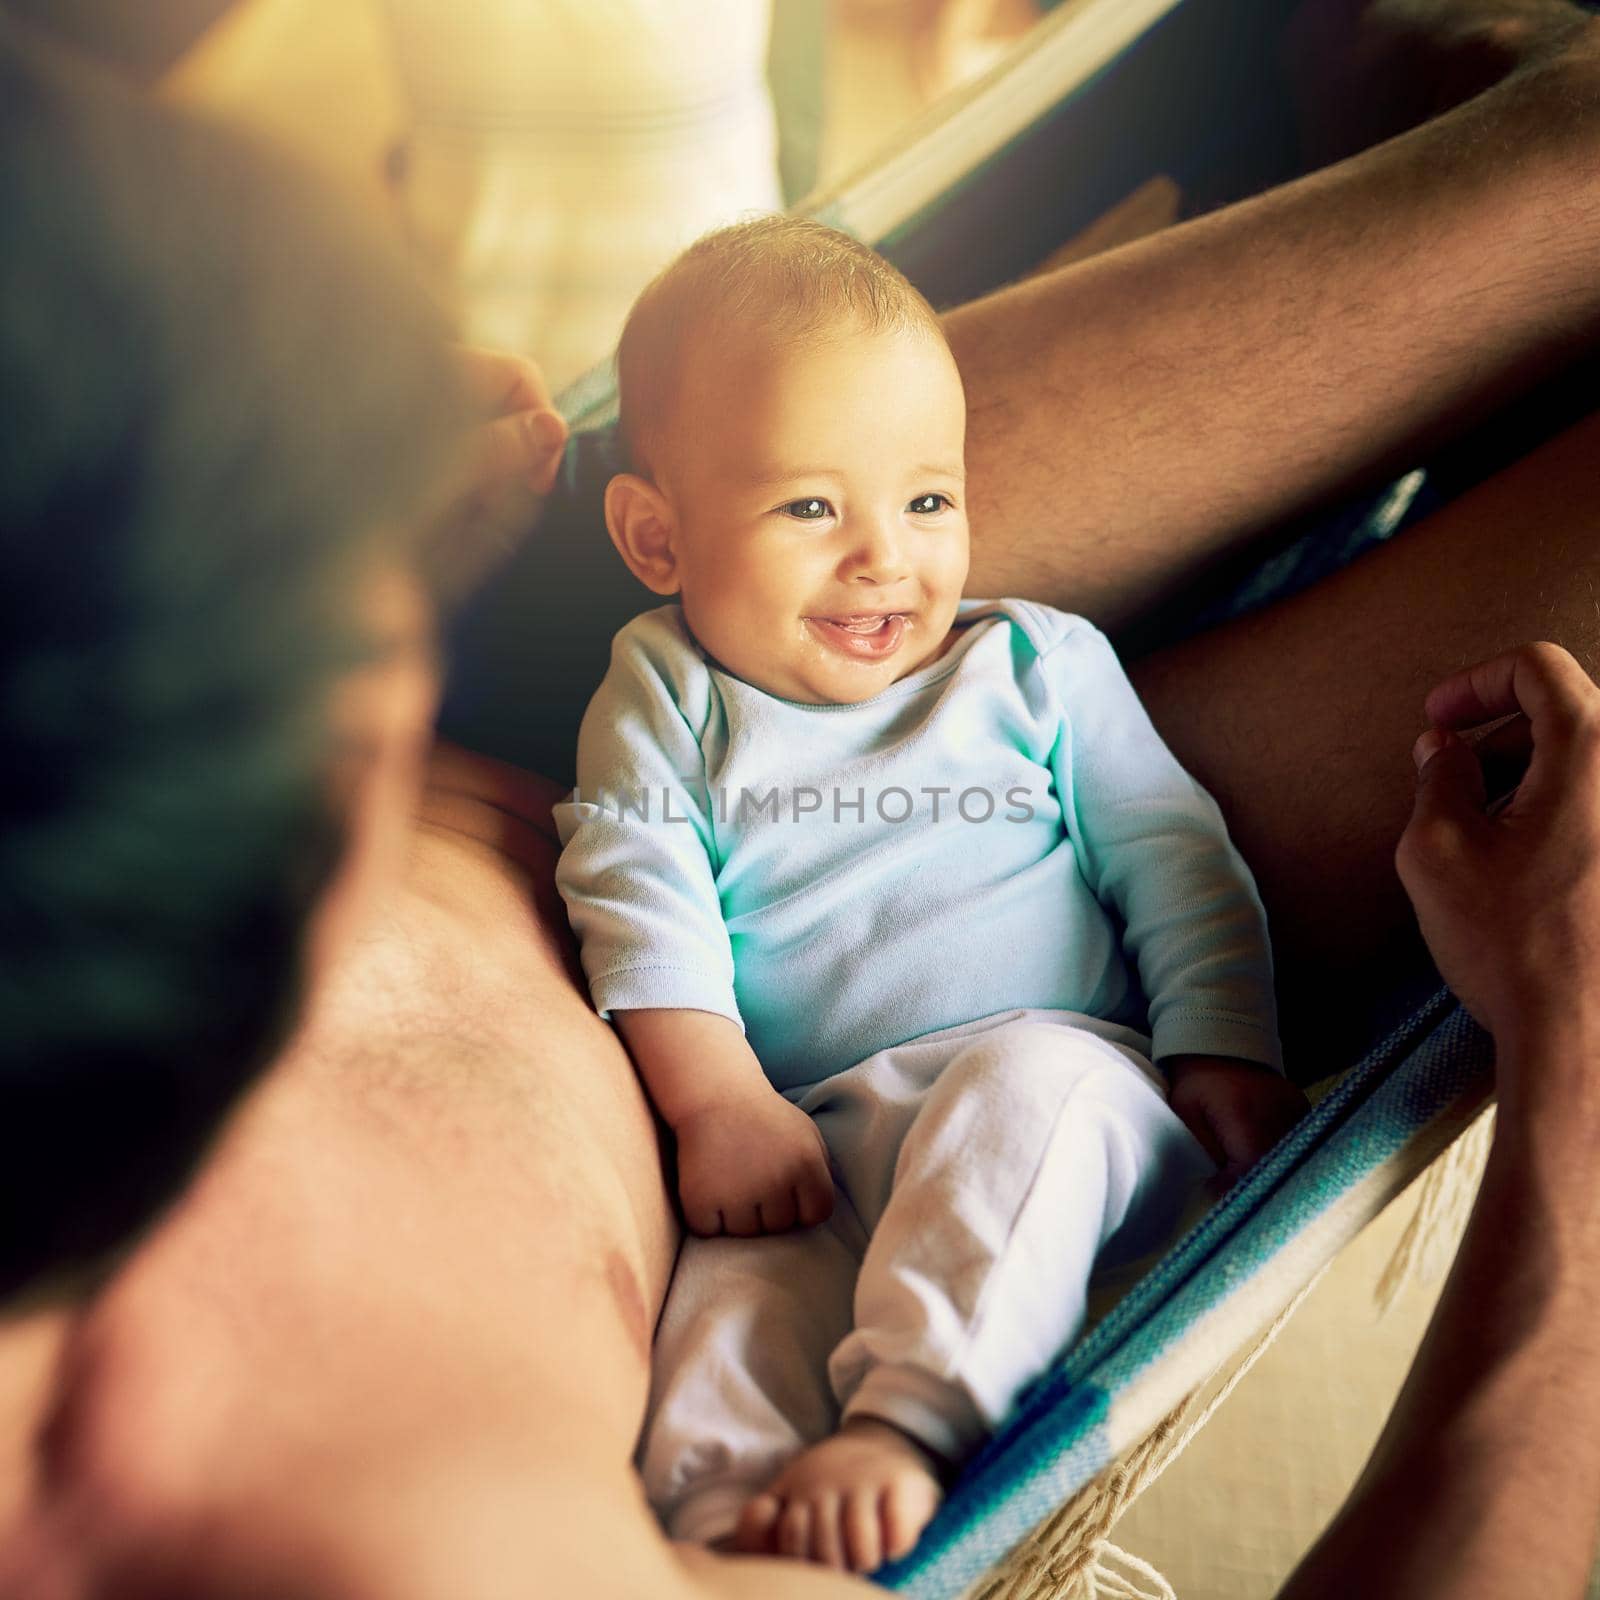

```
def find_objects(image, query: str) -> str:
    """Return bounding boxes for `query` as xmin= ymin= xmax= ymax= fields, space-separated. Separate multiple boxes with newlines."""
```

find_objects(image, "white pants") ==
xmin=637 ymin=1009 xmax=1217 ymax=1544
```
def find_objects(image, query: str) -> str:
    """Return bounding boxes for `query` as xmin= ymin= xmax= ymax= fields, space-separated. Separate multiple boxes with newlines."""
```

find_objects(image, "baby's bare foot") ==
xmin=731 ymin=1416 xmax=944 ymax=1573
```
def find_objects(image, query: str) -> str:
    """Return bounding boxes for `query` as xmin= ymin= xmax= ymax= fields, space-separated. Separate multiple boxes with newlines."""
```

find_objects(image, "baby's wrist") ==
xmin=669 ymin=1077 xmax=779 ymax=1133
xmin=1161 ymin=1052 xmax=1270 ymax=1082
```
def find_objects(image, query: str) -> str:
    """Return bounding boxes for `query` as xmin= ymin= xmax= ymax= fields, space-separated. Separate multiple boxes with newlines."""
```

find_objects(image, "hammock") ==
xmin=438 ymin=1 xmax=1498 ymax=1591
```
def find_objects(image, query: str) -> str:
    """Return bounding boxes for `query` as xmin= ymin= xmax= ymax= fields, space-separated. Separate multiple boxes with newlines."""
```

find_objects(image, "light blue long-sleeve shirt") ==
xmin=553 ymin=598 xmax=1281 ymax=1093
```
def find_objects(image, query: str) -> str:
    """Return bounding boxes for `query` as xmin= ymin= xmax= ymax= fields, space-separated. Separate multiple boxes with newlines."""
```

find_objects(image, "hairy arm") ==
xmin=1281 ymin=644 xmax=1600 ymax=1597
xmin=1281 ymin=1031 xmax=1600 ymax=1599
xmin=950 ymin=14 xmax=1600 ymax=627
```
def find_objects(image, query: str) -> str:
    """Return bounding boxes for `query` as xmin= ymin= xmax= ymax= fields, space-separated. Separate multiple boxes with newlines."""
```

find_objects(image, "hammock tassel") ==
xmin=1079 ymin=1541 xmax=1177 ymax=1599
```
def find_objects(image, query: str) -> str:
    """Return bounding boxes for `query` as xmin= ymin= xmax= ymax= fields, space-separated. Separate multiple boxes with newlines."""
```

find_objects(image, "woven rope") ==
xmin=971 ymin=1266 xmax=1329 ymax=1600
xmin=1075 ymin=1543 xmax=1176 ymax=1599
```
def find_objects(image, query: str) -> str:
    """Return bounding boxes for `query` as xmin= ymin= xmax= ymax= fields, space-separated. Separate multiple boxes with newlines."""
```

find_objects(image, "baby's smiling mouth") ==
xmin=805 ymin=611 xmax=911 ymax=660
xmin=816 ymin=611 xmax=908 ymax=632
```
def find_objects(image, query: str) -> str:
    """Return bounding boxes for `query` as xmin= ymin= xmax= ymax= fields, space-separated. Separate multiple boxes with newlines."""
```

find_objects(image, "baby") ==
xmin=554 ymin=217 xmax=1303 ymax=1574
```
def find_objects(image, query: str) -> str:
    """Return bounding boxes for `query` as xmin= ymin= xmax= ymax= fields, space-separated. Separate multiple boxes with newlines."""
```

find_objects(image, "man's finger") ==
xmin=454 ymin=344 xmax=557 ymax=415
xmin=479 ymin=408 xmax=568 ymax=497
xmin=1405 ymin=726 xmax=1490 ymax=834
xmin=1469 ymin=713 xmax=1533 ymax=806
xmin=1424 ymin=642 xmax=1596 ymax=743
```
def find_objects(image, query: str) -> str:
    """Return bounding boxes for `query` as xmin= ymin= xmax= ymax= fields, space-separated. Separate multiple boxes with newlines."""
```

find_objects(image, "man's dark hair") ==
xmin=0 ymin=22 xmax=470 ymax=1300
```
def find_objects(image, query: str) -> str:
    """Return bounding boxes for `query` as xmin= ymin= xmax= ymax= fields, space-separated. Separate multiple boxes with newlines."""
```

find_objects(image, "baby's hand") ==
xmin=673 ymin=1092 xmax=835 ymax=1238
xmin=1163 ymin=1055 xmax=1308 ymax=1184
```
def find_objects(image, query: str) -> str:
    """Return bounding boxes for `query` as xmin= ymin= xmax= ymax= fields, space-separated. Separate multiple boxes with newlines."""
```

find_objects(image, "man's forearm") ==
xmin=950 ymin=15 xmax=1600 ymax=626
xmin=1280 ymin=1029 xmax=1600 ymax=1599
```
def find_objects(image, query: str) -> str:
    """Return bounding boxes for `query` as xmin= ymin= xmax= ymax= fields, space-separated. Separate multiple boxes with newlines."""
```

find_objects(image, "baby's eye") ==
xmin=782 ymin=497 xmax=833 ymax=521
xmin=907 ymin=493 xmax=952 ymax=515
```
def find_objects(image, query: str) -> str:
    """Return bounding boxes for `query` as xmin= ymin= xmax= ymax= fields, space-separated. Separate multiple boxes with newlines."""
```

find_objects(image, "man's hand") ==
xmin=1163 ymin=1055 xmax=1309 ymax=1184
xmin=674 ymin=1092 xmax=836 ymax=1239
xmin=1395 ymin=641 xmax=1600 ymax=1062
xmin=427 ymin=346 xmax=570 ymax=598
xmin=457 ymin=345 xmax=569 ymax=500
xmin=1281 ymin=643 xmax=1600 ymax=1600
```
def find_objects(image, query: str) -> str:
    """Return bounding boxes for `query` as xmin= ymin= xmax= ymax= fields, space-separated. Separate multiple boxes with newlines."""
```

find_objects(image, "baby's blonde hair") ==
xmin=616 ymin=215 xmax=944 ymax=474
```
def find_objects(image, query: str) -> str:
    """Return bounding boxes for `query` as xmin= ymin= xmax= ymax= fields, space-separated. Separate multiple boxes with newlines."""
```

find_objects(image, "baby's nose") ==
xmin=844 ymin=516 xmax=909 ymax=582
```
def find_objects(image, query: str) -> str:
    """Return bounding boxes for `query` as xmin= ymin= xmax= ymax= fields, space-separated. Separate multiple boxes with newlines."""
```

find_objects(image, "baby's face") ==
xmin=655 ymin=322 xmax=970 ymax=705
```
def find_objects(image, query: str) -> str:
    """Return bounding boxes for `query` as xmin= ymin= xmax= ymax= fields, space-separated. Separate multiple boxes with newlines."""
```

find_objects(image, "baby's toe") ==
xmin=808 ymin=1490 xmax=846 ymax=1568
xmin=776 ymin=1496 xmax=813 ymax=1561
xmin=732 ymin=1492 xmax=783 ymax=1554
xmin=842 ymin=1487 xmax=884 ymax=1572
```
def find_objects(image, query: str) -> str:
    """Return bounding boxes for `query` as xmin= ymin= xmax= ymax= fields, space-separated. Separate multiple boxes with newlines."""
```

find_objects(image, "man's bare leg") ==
xmin=951 ymin=5 xmax=1600 ymax=630
xmin=942 ymin=2 xmax=1600 ymax=1079
xmin=0 ymin=757 xmax=871 ymax=1599
xmin=1131 ymin=407 xmax=1600 ymax=1078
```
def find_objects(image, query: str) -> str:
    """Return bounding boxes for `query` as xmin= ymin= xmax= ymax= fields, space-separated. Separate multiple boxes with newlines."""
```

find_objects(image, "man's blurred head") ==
xmin=0 ymin=21 xmax=470 ymax=1301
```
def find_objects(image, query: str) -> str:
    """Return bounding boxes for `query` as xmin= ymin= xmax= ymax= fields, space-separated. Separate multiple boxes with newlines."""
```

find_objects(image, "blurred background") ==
xmin=164 ymin=0 xmax=1053 ymax=396
xmin=17 ymin=1 xmax=1493 ymax=1594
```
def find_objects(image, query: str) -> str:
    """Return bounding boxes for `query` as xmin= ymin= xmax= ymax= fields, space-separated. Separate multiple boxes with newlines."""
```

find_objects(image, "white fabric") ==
xmin=638 ymin=1008 xmax=1217 ymax=1543
xmin=383 ymin=0 xmax=783 ymax=394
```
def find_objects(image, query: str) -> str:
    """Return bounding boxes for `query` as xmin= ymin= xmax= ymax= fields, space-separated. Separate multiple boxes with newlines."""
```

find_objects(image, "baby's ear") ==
xmin=605 ymin=474 xmax=680 ymax=595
